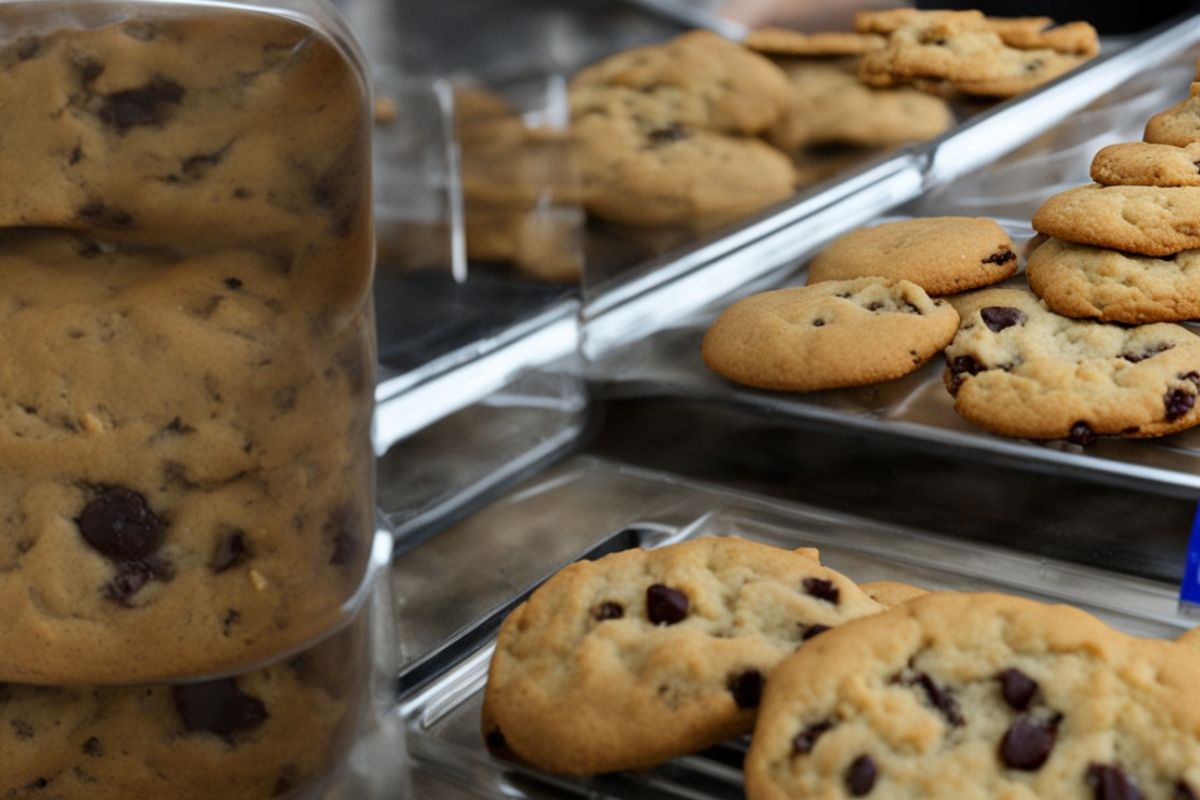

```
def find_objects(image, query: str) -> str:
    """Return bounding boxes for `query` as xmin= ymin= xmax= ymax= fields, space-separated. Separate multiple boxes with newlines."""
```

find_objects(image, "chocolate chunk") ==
xmin=77 ymin=201 xmax=133 ymax=228
xmin=813 ymin=318 xmax=827 ymax=327
xmin=1000 ymin=717 xmax=1056 ymax=770
xmin=647 ymin=123 xmax=688 ymax=144
xmin=82 ymin=737 xmax=103 ymax=757
xmin=997 ymin=668 xmax=1038 ymax=710
xmin=802 ymin=623 xmax=831 ymax=640
xmin=1176 ymin=781 xmax=1198 ymax=800
xmin=98 ymin=76 xmax=185 ymax=132
xmin=24 ymin=779 xmax=47 ymax=790
xmin=593 ymin=601 xmax=624 ymax=621
xmin=866 ymin=301 xmax=885 ymax=311
xmin=1121 ymin=343 xmax=1172 ymax=363
xmin=792 ymin=720 xmax=833 ymax=754
xmin=174 ymin=679 xmax=268 ymax=741
xmin=210 ymin=530 xmax=248 ymax=573
xmin=727 ymin=670 xmax=764 ymax=709
xmin=77 ymin=487 xmax=166 ymax=560
xmin=982 ymin=247 xmax=1016 ymax=265
xmin=224 ymin=277 xmax=243 ymax=290
xmin=1166 ymin=387 xmax=1197 ymax=421
xmin=161 ymin=417 xmax=195 ymax=435
xmin=904 ymin=302 xmax=922 ymax=315
xmin=485 ymin=728 xmax=507 ymax=751
xmin=947 ymin=354 xmax=985 ymax=394
xmin=104 ymin=555 xmax=173 ymax=606
xmin=1086 ymin=764 xmax=1143 ymax=800
xmin=918 ymin=672 xmax=962 ymax=726
xmin=846 ymin=754 xmax=878 ymax=796
xmin=1067 ymin=421 xmax=1095 ymax=445
xmin=69 ymin=146 xmax=83 ymax=166
xmin=646 ymin=584 xmax=689 ymax=625
xmin=803 ymin=577 xmax=840 ymax=604
xmin=980 ymin=306 xmax=1026 ymax=332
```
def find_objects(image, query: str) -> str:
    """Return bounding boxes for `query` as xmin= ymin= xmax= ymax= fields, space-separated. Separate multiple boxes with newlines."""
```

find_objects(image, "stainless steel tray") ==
xmin=398 ymin=460 xmax=1193 ymax=799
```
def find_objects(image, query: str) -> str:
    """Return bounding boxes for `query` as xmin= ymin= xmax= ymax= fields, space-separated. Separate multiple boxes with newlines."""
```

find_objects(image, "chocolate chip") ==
xmin=174 ymin=679 xmax=267 ymax=741
xmin=82 ymin=737 xmax=102 ymax=757
xmin=68 ymin=146 xmax=83 ymax=166
xmin=803 ymin=577 xmax=840 ymax=604
xmin=1025 ymin=59 xmax=1045 ymax=73
xmin=323 ymin=504 xmax=361 ymax=567
xmin=485 ymin=728 xmax=507 ymax=751
xmin=104 ymin=555 xmax=172 ymax=606
xmin=224 ymin=277 xmax=243 ymax=290
xmin=792 ymin=720 xmax=833 ymax=754
xmin=210 ymin=530 xmax=248 ymax=573
xmin=77 ymin=487 xmax=166 ymax=561
xmin=813 ymin=318 xmax=827 ymax=327
xmin=866 ymin=301 xmax=884 ymax=311
xmin=727 ymin=670 xmax=764 ymax=709
xmin=997 ymin=668 xmax=1038 ymax=710
xmin=24 ymin=778 xmax=47 ymax=790
xmin=272 ymin=769 xmax=296 ymax=797
xmin=647 ymin=122 xmax=687 ymax=144
xmin=846 ymin=754 xmax=878 ymax=796
xmin=646 ymin=584 xmax=689 ymax=625
xmin=946 ymin=354 xmax=985 ymax=394
xmin=98 ymin=76 xmax=185 ymax=131
xmin=593 ymin=601 xmax=624 ymax=621
xmin=1176 ymin=781 xmax=1198 ymax=800
xmin=1000 ymin=717 xmax=1056 ymax=770
xmin=1165 ymin=387 xmax=1196 ymax=421
xmin=982 ymin=247 xmax=1016 ymax=265
xmin=181 ymin=142 xmax=232 ymax=180
xmin=162 ymin=417 xmax=194 ymax=435
xmin=1068 ymin=421 xmax=1095 ymax=445
xmin=1122 ymin=343 xmax=1172 ymax=363
xmin=904 ymin=302 xmax=922 ymax=315
xmin=77 ymin=59 xmax=104 ymax=85
xmin=980 ymin=306 xmax=1026 ymax=332
xmin=802 ymin=623 xmax=831 ymax=640
xmin=12 ymin=719 xmax=33 ymax=739
xmin=891 ymin=671 xmax=963 ymax=726
xmin=77 ymin=201 xmax=133 ymax=228
xmin=1086 ymin=764 xmax=1143 ymax=800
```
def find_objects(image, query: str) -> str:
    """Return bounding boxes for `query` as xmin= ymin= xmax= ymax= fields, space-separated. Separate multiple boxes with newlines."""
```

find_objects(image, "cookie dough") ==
xmin=944 ymin=287 xmax=1200 ymax=441
xmin=483 ymin=537 xmax=884 ymax=775
xmin=1032 ymin=184 xmax=1200 ymax=257
xmin=702 ymin=278 xmax=959 ymax=392
xmin=745 ymin=592 xmax=1200 ymax=800
xmin=807 ymin=217 xmax=1017 ymax=295
xmin=1026 ymin=237 xmax=1200 ymax=323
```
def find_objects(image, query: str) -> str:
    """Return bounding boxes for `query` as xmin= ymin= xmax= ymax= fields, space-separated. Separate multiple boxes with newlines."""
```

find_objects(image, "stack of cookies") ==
xmin=482 ymin=535 xmax=1200 ymax=800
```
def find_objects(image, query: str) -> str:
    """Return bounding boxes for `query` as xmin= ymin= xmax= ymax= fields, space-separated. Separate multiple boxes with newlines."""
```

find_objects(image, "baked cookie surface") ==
xmin=944 ymin=287 xmax=1200 ymax=441
xmin=1026 ymin=237 xmax=1200 ymax=323
xmin=744 ymin=28 xmax=885 ymax=57
xmin=702 ymin=278 xmax=959 ymax=392
xmin=1032 ymin=184 xmax=1200 ymax=257
xmin=1091 ymin=141 xmax=1200 ymax=187
xmin=807 ymin=217 xmax=1017 ymax=295
xmin=1145 ymin=86 xmax=1200 ymax=147
xmin=483 ymin=537 xmax=884 ymax=775
xmin=745 ymin=591 xmax=1200 ymax=800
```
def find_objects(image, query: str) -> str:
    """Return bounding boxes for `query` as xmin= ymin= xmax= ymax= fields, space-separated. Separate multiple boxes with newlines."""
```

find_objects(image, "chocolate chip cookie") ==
xmin=1032 ymin=185 xmax=1200 ymax=257
xmin=944 ymin=287 xmax=1200 ymax=441
xmin=483 ymin=536 xmax=884 ymax=775
xmin=807 ymin=217 xmax=1017 ymax=295
xmin=745 ymin=591 xmax=1200 ymax=800
xmin=702 ymin=278 xmax=959 ymax=392
xmin=1026 ymin=237 xmax=1200 ymax=323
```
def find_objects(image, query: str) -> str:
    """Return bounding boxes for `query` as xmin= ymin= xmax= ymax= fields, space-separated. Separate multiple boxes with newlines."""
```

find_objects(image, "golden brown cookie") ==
xmin=744 ymin=28 xmax=885 ymax=57
xmin=859 ymin=580 xmax=929 ymax=608
xmin=702 ymin=278 xmax=959 ymax=392
xmin=1032 ymin=184 xmax=1200 ymax=257
xmin=482 ymin=536 xmax=885 ymax=775
xmin=807 ymin=217 xmax=1018 ymax=295
xmin=1091 ymin=141 xmax=1200 ymax=187
xmin=1146 ymin=90 xmax=1200 ymax=147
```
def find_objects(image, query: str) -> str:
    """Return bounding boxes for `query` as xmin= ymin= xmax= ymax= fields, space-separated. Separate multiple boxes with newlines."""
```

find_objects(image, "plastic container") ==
xmin=0 ymin=0 xmax=377 ymax=683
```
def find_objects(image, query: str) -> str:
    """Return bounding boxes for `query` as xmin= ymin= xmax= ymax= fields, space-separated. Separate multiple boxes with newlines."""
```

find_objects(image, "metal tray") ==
xmin=398 ymin=460 xmax=1193 ymax=800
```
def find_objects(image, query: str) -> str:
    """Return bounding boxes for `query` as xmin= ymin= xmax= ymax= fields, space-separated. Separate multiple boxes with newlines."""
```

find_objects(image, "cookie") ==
xmin=482 ymin=536 xmax=885 ymax=775
xmin=572 ymin=104 xmax=796 ymax=230
xmin=859 ymin=580 xmax=928 ymax=608
xmin=1092 ymin=141 xmax=1200 ymax=187
xmin=807 ymin=217 xmax=1018 ymax=295
xmin=856 ymin=9 xmax=1098 ymax=55
xmin=0 ymin=9 xmax=375 ymax=682
xmin=570 ymin=30 xmax=792 ymax=135
xmin=0 ymin=617 xmax=364 ymax=799
xmin=745 ymin=591 xmax=1200 ymax=800
xmin=943 ymin=287 xmax=1200 ymax=441
xmin=1145 ymin=87 xmax=1200 ymax=147
xmin=766 ymin=58 xmax=954 ymax=151
xmin=744 ymin=28 xmax=885 ymax=57
xmin=701 ymin=278 xmax=959 ymax=392
xmin=1032 ymin=185 xmax=1200 ymax=257
xmin=945 ymin=53 xmax=1087 ymax=98
xmin=1026 ymin=237 xmax=1200 ymax=323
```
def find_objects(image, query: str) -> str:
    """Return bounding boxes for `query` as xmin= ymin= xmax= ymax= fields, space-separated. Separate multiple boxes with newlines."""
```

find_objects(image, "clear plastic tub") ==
xmin=0 ymin=0 xmax=377 ymax=682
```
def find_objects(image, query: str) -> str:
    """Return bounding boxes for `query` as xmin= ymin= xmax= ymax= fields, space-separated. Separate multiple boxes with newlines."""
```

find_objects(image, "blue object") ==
xmin=1180 ymin=502 xmax=1200 ymax=607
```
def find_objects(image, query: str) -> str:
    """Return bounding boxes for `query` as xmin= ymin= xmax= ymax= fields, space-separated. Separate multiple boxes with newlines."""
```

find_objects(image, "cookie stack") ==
xmin=482 ymin=536 xmax=1200 ymax=800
